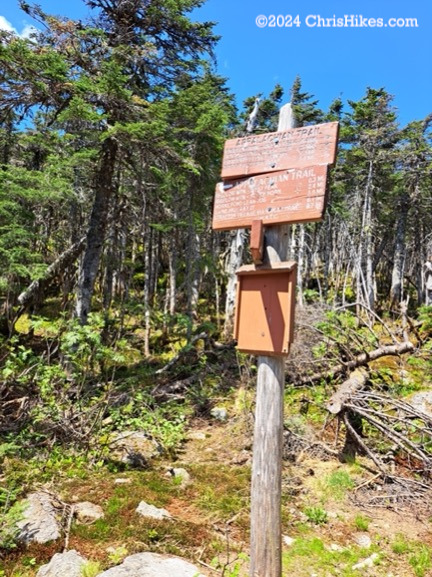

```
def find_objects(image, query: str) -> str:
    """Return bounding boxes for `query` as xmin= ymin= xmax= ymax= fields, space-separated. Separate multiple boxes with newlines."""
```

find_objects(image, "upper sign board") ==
xmin=221 ymin=121 xmax=339 ymax=180
xmin=212 ymin=165 xmax=328 ymax=230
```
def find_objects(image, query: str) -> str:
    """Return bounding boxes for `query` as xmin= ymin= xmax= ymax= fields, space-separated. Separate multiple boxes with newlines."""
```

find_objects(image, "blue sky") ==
xmin=1 ymin=0 xmax=431 ymax=126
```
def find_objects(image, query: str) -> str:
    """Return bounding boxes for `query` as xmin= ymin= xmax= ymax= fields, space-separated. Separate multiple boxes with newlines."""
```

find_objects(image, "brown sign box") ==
xmin=212 ymin=165 xmax=328 ymax=230
xmin=221 ymin=121 xmax=339 ymax=180
xmin=234 ymin=262 xmax=297 ymax=356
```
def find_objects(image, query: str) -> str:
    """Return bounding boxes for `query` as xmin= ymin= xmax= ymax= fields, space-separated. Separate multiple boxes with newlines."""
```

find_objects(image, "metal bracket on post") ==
xmin=250 ymin=219 xmax=264 ymax=265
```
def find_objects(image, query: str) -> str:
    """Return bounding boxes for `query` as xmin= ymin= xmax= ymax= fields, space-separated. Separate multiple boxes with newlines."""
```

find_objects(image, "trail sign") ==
xmin=212 ymin=164 xmax=328 ymax=230
xmin=221 ymin=121 xmax=338 ymax=180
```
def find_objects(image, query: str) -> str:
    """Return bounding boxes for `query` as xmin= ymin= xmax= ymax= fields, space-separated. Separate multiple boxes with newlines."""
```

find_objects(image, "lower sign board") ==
xmin=234 ymin=262 xmax=297 ymax=356
xmin=212 ymin=165 xmax=328 ymax=230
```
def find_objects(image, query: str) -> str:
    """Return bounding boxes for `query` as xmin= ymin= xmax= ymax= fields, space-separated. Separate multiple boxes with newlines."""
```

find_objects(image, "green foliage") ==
xmin=290 ymin=75 xmax=323 ymax=125
xmin=323 ymin=470 xmax=355 ymax=501
xmin=391 ymin=534 xmax=432 ymax=577
xmin=354 ymin=514 xmax=371 ymax=532
xmin=314 ymin=309 xmax=379 ymax=360
xmin=392 ymin=533 xmax=410 ymax=555
xmin=107 ymin=545 xmax=128 ymax=564
xmin=283 ymin=536 xmax=375 ymax=576
xmin=211 ymin=552 xmax=248 ymax=577
xmin=0 ymin=497 xmax=25 ymax=552
xmin=304 ymin=506 xmax=328 ymax=525
xmin=80 ymin=560 xmax=102 ymax=577
xmin=410 ymin=546 xmax=432 ymax=577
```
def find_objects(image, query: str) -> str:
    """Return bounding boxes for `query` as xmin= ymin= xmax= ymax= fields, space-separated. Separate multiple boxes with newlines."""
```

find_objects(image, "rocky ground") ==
xmin=3 ymin=396 xmax=432 ymax=577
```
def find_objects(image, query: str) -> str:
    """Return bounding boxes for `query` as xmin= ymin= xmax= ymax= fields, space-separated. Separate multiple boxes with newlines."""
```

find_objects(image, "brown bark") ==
xmin=75 ymin=137 xmax=118 ymax=324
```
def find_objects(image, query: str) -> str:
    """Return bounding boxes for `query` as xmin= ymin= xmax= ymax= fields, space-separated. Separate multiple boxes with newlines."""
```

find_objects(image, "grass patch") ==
xmin=410 ymin=546 xmax=432 ymax=577
xmin=323 ymin=470 xmax=355 ymax=501
xmin=283 ymin=536 xmax=376 ymax=577
xmin=354 ymin=514 xmax=371 ymax=532
xmin=304 ymin=506 xmax=328 ymax=525
xmin=190 ymin=464 xmax=250 ymax=523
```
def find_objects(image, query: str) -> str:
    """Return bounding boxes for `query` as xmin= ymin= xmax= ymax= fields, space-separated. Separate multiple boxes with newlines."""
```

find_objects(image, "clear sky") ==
xmin=1 ymin=0 xmax=431 ymax=126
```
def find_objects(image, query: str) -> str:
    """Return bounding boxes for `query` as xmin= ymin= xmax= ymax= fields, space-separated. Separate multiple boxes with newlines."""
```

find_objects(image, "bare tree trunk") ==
xmin=143 ymin=223 xmax=151 ymax=356
xmin=168 ymin=231 xmax=177 ymax=316
xmin=18 ymin=237 xmax=86 ymax=311
xmin=186 ymin=229 xmax=201 ymax=335
xmin=365 ymin=161 xmax=375 ymax=311
xmin=223 ymin=228 xmax=245 ymax=339
xmin=425 ymin=260 xmax=432 ymax=306
xmin=390 ymin=191 xmax=409 ymax=306
xmin=76 ymin=137 xmax=118 ymax=324
xmin=297 ymin=225 xmax=305 ymax=307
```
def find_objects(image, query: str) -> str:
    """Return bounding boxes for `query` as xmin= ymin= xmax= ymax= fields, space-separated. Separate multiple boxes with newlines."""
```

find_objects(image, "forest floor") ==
xmin=2 ymin=306 xmax=432 ymax=577
xmin=3 ymin=388 xmax=432 ymax=577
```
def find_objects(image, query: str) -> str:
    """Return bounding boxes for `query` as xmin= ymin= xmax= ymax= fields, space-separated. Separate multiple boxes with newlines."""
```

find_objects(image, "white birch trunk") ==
xmin=223 ymin=228 xmax=245 ymax=339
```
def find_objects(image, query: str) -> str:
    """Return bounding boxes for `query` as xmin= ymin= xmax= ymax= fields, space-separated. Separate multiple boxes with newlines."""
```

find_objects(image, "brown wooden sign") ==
xmin=221 ymin=121 xmax=339 ymax=180
xmin=212 ymin=165 xmax=328 ymax=230
xmin=234 ymin=262 xmax=297 ymax=356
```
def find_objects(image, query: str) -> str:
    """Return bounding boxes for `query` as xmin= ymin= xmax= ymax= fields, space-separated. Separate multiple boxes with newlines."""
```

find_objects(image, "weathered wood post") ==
xmin=249 ymin=104 xmax=297 ymax=577
xmin=212 ymin=107 xmax=338 ymax=577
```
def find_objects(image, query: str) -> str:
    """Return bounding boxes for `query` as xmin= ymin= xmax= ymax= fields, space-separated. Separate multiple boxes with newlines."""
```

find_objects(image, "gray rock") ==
xmin=353 ymin=553 xmax=379 ymax=570
xmin=36 ymin=550 xmax=87 ymax=577
xmin=17 ymin=492 xmax=62 ymax=544
xmin=135 ymin=501 xmax=172 ymax=520
xmin=408 ymin=392 xmax=432 ymax=416
xmin=283 ymin=535 xmax=295 ymax=546
xmin=74 ymin=502 xmax=104 ymax=525
xmin=97 ymin=552 xmax=205 ymax=577
xmin=165 ymin=467 xmax=191 ymax=487
xmin=326 ymin=543 xmax=344 ymax=552
xmin=210 ymin=407 xmax=228 ymax=421
xmin=355 ymin=533 xmax=372 ymax=549
xmin=108 ymin=432 xmax=161 ymax=467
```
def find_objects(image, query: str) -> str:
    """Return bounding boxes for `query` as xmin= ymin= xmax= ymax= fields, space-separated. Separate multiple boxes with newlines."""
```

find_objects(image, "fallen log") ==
xmin=326 ymin=368 xmax=369 ymax=415
xmin=17 ymin=237 xmax=86 ymax=309
xmin=298 ymin=340 xmax=415 ymax=385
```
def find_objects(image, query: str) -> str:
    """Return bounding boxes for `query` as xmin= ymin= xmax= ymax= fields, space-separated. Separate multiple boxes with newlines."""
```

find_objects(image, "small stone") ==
xmin=165 ymin=468 xmax=191 ymax=487
xmin=352 ymin=553 xmax=379 ymax=570
xmin=210 ymin=407 xmax=228 ymax=421
xmin=355 ymin=533 xmax=372 ymax=549
xmin=74 ymin=502 xmax=104 ymax=525
xmin=136 ymin=501 xmax=172 ymax=520
xmin=328 ymin=543 xmax=344 ymax=552
xmin=283 ymin=535 xmax=295 ymax=546
xmin=36 ymin=550 xmax=87 ymax=577
xmin=231 ymin=450 xmax=251 ymax=465
xmin=114 ymin=478 xmax=132 ymax=484
xmin=187 ymin=431 xmax=206 ymax=441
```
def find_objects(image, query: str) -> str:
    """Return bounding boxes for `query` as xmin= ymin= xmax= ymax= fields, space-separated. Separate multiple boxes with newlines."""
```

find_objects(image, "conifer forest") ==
xmin=0 ymin=1 xmax=432 ymax=576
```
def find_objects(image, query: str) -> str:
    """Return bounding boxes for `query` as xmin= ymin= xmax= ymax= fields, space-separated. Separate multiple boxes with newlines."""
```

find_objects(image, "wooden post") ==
xmin=249 ymin=103 xmax=297 ymax=577
xmin=250 ymin=220 xmax=264 ymax=265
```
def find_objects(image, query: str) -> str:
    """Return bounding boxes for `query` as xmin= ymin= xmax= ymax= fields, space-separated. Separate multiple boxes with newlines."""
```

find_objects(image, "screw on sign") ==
xmin=220 ymin=121 xmax=338 ymax=179
xmin=212 ymin=164 xmax=329 ymax=231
